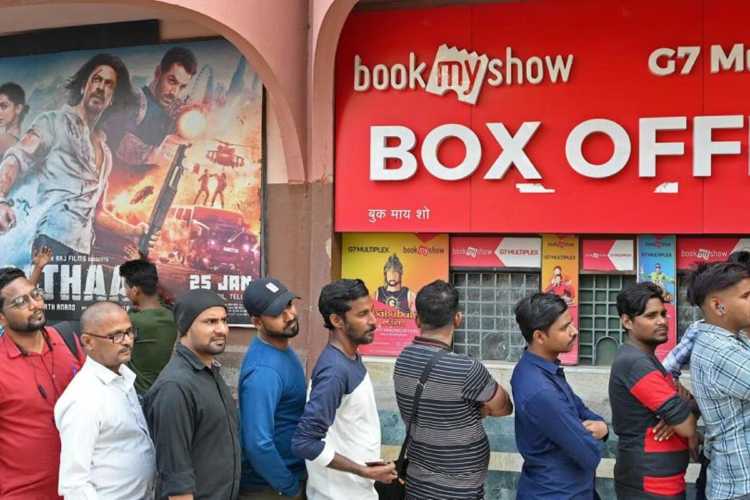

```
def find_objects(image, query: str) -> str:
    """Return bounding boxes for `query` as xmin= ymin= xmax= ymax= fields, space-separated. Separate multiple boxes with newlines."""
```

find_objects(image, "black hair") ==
xmin=0 ymin=267 xmax=26 ymax=309
xmin=686 ymin=261 xmax=750 ymax=307
xmin=0 ymin=82 xmax=28 ymax=125
xmin=65 ymin=53 xmax=137 ymax=110
xmin=616 ymin=282 xmax=666 ymax=320
xmin=514 ymin=292 xmax=568 ymax=344
xmin=415 ymin=279 xmax=459 ymax=329
xmin=160 ymin=47 xmax=198 ymax=76
xmin=318 ymin=279 xmax=369 ymax=330
xmin=728 ymin=250 xmax=750 ymax=267
xmin=119 ymin=259 xmax=159 ymax=296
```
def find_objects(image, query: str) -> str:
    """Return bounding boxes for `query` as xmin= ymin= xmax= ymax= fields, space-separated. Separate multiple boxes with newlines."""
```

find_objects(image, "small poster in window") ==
xmin=341 ymin=233 xmax=449 ymax=356
xmin=541 ymin=235 xmax=580 ymax=365
xmin=638 ymin=236 xmax=677 ymax=360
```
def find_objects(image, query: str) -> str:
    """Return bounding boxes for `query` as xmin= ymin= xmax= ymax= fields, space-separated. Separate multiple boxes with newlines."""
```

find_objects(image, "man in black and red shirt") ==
xmin=609 ymin=282 xmax=697 ymax=499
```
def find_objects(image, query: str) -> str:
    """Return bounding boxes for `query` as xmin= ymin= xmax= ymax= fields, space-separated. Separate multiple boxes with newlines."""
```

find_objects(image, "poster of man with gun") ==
xmin=0 ymin=39 xmax=263 ymax=324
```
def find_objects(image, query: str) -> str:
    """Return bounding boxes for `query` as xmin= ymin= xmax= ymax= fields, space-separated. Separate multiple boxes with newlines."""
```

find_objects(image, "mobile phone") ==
xmin=365 ymin=460 xmax=387 ymax=467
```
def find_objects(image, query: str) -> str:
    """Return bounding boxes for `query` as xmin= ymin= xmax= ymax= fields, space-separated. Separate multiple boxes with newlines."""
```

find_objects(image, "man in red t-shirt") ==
xmin=609 ymin=282 xmax=698 ymax=499
xmin=0 ymin=267 xmax=84 ymax=499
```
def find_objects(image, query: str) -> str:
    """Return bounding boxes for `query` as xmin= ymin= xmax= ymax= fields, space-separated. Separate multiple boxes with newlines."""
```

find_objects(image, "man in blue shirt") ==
xmin=511 ymin=292 xmax=608 ymax=499
xmin=239 ymin=278 xmax=307 ymax=499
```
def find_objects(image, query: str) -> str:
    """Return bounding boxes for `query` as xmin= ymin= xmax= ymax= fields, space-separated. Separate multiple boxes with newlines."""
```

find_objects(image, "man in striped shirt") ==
xmin=393 ymin=280 xmax=513 ymax=500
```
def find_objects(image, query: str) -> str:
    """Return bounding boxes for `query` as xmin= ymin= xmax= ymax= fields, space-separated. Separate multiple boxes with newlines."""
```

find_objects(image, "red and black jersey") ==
xmin=608 ymin=344 xmax=692 ymax=499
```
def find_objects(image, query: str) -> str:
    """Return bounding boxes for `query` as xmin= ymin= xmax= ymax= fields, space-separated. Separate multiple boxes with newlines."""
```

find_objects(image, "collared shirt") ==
xmin=690 ymin=322 xmax=750 ymax=499
xmin=662 ymin=321 xmax=701 ymax=378
xmin=609 ymin=343 xmax=692 ymax=499
xmin=511 ymin=350 xmax=605 ymax=499
xmin=55 ymin=356 xmax=156 ymax=500
xmin=0 ymin=327 xmax=83 ymax=500
xmin=144 ymin=343 xmax=241 ymax=500
xmin=4 ymin=105 xmax=112 ymax=254
xmin=393 ymin=336 xmax=498 ymax=500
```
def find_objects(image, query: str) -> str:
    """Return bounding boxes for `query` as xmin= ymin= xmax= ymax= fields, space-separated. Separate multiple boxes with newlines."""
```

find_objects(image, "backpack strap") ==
xmin=396 ymin=348 xmax=448 ymax=472
xmin=51 ymin=321 xmax=80 ymax=360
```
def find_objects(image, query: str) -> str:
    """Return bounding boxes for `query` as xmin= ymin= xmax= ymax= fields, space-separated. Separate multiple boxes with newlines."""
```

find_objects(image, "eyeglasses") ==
xmin=7 ymin=288 xmax=45 ymax=309
xmin=82 ymin=327 xmax=138 ymax=344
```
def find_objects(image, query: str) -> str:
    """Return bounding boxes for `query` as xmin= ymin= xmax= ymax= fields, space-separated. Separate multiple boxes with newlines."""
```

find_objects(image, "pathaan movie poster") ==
xmin=0 ymin=39 xmax=263 ymax=324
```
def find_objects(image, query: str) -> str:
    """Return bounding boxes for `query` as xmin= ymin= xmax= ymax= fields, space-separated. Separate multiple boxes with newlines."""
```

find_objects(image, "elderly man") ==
xmin=55 ymin=301 xmax=156 ymax=499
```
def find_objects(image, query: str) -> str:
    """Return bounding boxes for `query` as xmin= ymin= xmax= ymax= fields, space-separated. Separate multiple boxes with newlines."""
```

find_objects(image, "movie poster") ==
xmin=341 ymin=233 xmax=449 ymax=356
xmin=638 ymin=236 xmax=677 ymax=360
xmin=0 ymin=39 xmax=263 ymax=324
xmin=541 ymin=235 xmax=579 ymax=365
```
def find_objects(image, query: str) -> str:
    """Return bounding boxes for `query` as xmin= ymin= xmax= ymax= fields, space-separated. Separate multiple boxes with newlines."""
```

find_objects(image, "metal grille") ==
xmin=451 ymin=271 xmax=539 ymax=361
xmin=677 ymin=272 xmax=702 ymax=341
xmin=578 ymin=274 xmax=637 ymax=366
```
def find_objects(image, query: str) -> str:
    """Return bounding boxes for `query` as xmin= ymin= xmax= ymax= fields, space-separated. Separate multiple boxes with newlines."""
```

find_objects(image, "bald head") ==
xmin=80 ymin=301 xmax=135 ymax=371
xmin=81 ymin=301 xmax=128 ymax=334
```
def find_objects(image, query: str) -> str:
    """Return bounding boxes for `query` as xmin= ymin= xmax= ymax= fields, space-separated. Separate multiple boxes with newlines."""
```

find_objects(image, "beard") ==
xmin=7 ymin=310 xmax=46 ymax=333
xmin=265 ymin=318 xmax=300 ymax=339
xmin=347 ymin=324 xmax=376 ymax=345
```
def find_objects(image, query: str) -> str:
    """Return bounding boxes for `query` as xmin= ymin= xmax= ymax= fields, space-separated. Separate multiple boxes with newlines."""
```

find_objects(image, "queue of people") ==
xmin=2 ymin=254 xmax=750 ymax=499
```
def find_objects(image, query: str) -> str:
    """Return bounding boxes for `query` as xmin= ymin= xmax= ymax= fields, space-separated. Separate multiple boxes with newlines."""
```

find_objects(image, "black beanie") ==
xmin=174 ymin=289 xmax=227 ymax=336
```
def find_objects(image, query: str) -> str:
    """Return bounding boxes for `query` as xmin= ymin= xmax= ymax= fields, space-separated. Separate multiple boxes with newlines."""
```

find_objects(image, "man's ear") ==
xmin=80 ymin=334 xmax=95 ymax=354
xmin=532 ymin=329 xmax=546 ymax=346
xmin=415 ymin=314 xmax=422 ymax=329
xmin=252 ymin=316 xmax=262 ymax=329
xmin=453 ymin=311 xmax=463 ymax=329
xmin=621 ymin=313 xmax=633 ymax=332
xmin=330 ymin=312 xmax=345 ymax=330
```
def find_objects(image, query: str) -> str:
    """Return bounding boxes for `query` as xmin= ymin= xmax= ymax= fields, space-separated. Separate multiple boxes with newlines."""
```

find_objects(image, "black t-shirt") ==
xmin=608 ymin=343 xmax=692 ymax=499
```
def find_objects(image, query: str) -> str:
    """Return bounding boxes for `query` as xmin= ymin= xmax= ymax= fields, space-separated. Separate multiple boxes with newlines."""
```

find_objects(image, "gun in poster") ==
xmin=139 ymin=142 xmax=190 ymax=258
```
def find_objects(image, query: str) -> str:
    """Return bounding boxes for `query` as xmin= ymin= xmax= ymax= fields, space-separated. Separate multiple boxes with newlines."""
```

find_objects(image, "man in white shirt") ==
xmin=55 ymin=301 xmax=156 ymax=500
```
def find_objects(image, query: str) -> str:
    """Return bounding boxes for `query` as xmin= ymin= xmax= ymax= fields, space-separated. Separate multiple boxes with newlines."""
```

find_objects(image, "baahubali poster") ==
xmin=0 ymin=39 xmax=263 ymax=324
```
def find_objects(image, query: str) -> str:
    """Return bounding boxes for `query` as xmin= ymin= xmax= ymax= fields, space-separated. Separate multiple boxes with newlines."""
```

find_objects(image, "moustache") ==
xmin=118 ymin=347 xmax=132 ymax=355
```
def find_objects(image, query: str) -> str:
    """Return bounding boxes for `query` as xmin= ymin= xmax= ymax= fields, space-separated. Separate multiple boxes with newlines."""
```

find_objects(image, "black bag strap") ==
xmin=51 ymin=321 xmax=80 ymax=359
xmin=396 ymin=348 xmax=447 ymax=472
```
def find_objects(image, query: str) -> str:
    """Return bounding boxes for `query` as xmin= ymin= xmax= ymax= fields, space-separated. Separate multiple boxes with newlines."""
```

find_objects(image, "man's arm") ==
xmin=0 ymin=130 xmax=45 ymax=232
xmin=145 ymin=382 xmax=196 ymax=498
xmin=54 ymin=392 xmax=100 ymax=499
xmin=525 ymin=390 xmax=603 ymax=472
xmin=240 ymin=368 xmax=301 ymax=497
xmin=628 ymin=358 xmax=696 ymax=438
xmin=482 ymin=384 xmax=513 ymax=417
xmin=462 ymin=360 xmax=512 ymax=417
xmin=662 ymin=321 xmax=701 ymax=378
xmin=291 ymin=365 xmax=396 ymax=483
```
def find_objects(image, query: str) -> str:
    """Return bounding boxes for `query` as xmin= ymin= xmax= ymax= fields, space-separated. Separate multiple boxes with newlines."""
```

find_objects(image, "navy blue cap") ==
xmin=243 ymin=278 xmax=298 ymax=317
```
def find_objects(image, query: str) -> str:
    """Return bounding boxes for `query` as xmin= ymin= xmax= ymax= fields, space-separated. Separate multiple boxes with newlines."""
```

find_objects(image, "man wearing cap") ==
xmin=143 ymin=289 xmax=241 ymax=500
xmin=238 ymin=278 xmax=306 ymax=499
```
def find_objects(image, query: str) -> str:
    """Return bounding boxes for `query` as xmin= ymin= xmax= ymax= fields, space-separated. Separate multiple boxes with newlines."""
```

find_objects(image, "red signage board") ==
xmin=677 ymin=237 xmax=750 ymax=270
xmin=450 ymin=236 xmax=541 ymax=268
xmin=335 ymin=0 xmax=750 ymax=234
xmin=582 ymin=239 xmax=635 ymax=272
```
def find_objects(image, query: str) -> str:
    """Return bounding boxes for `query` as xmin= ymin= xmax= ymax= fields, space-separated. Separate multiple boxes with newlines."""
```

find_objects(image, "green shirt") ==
xmin=128 ymin=306 xmax=178 ymax=395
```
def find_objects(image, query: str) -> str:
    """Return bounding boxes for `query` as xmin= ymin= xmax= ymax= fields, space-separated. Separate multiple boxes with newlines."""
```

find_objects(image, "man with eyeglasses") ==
xmin=0 ymin=267 xmax=84 ymax=499
xmin=55 ymin=301 xmax=156 ymax=499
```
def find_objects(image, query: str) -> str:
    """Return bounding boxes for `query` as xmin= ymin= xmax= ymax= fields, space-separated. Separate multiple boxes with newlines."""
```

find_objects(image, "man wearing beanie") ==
xmin=143 ymin=289 xmax=241 ymax=500
xmin=238 ymin=278 xmax=306 ymax=499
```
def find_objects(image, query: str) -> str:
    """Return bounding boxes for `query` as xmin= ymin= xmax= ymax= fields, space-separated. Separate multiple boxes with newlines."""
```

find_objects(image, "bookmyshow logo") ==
xmin=353 ymin=44 xmax=574 ymax=105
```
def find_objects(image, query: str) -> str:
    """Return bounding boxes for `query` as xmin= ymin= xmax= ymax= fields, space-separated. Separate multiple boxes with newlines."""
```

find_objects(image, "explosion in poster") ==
xmin=0 ymin=39 xmax=263 ymax=324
